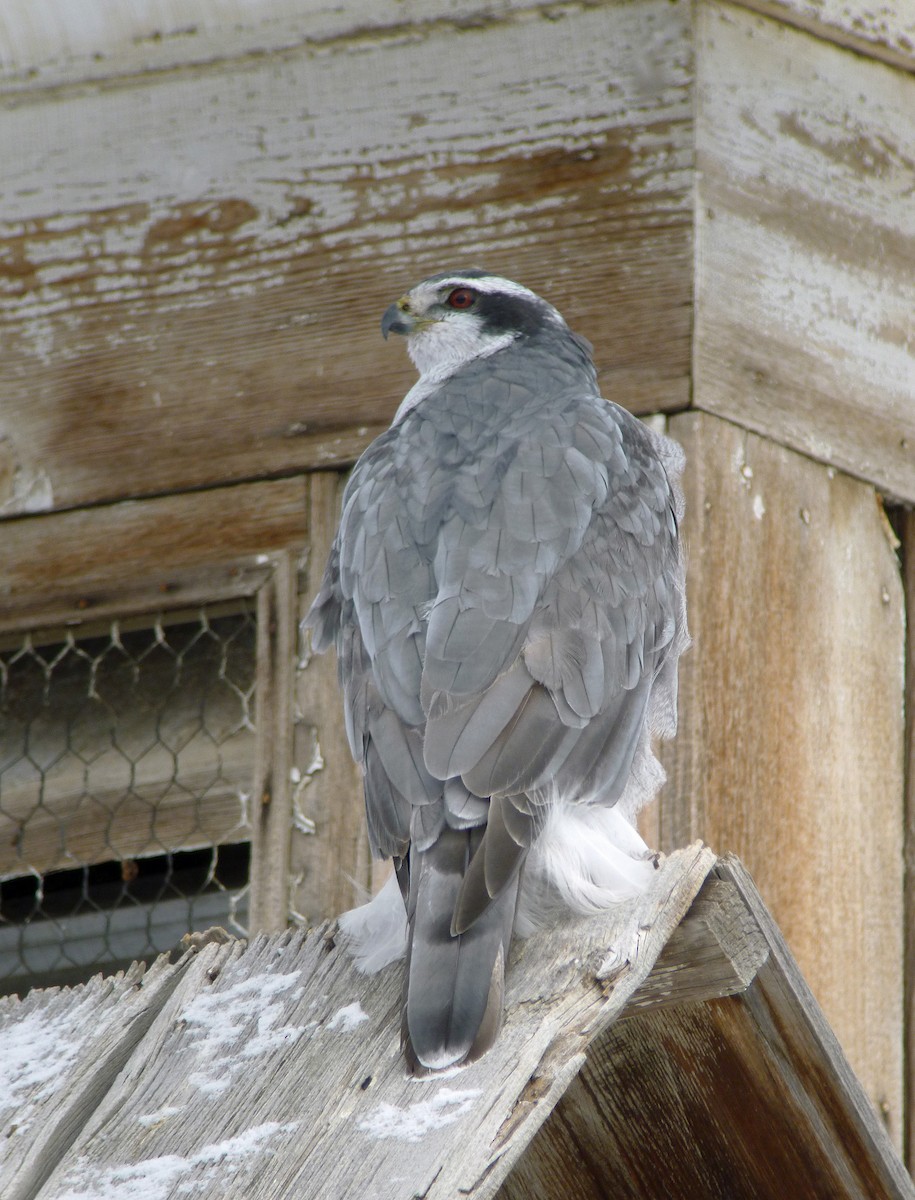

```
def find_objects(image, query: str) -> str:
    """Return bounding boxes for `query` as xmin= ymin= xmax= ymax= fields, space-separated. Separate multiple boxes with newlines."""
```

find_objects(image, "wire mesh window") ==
xmin=0 ymin=603 xmax=257 ymax=996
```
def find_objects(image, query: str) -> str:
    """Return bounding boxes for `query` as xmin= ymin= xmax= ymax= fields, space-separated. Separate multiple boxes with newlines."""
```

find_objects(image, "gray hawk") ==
xmin=305 ymin=270 xmax=688 ymax=1072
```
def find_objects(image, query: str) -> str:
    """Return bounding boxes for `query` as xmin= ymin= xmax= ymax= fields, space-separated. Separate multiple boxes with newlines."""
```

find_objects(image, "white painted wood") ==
xmin=695 ymin=2 xmax=915 ymax=503
xmin=732 ymin=0 xmax=915 ymax=71
xmin=0 ymin=1 xmax=556 ymax=89
xmin=27 ymin=844 xmax=715 ymax=1200
xmin=0 ymin=0 xmax=692 ymax=514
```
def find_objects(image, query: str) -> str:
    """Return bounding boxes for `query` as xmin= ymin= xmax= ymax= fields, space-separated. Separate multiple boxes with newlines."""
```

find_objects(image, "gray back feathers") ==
xmin=306 ymin=294 xmax=687 ymax=1070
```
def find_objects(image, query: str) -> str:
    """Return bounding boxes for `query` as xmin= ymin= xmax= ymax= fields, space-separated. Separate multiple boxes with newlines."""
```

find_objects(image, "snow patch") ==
xmin=54 ymin=1121 xmax=298 ymax=1200
xmin=179 ymin=971 xmax=307 ymax=1095
xmin=0 ymin=1001 xmax=87 ymax=1112
xmin=326 ymin=1002 xmax=369 ymax=1033
xmin=752 ymin=493 xmax=766 ymax=520
xmin=358 ymin=1088 xmax=481 ymax=1143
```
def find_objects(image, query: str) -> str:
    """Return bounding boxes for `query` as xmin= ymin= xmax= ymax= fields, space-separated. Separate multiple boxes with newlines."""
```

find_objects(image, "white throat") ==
xmin=392 ymin=327 xmax=517 ymax=425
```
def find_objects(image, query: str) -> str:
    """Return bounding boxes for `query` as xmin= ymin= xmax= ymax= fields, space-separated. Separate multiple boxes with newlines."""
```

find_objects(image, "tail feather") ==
xmin=403 ymin=828 xmax=521 ymax=1072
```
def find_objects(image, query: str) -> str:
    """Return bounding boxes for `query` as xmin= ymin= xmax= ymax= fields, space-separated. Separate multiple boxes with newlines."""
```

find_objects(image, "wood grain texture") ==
xmin=500 ymin=857 xmax=914 ymax=1200
xmin=731 ymin=0 xmax=915 ymax=71
xmin=6 ymin=849 xmax=910 ymax=1199
xmin=23 ymin=844 xmax=716 ymax=1200
xmin=289 ymin=471 xmax=370 ymax=926
xmin=902 ymin=509 xmax=915 ymax=1169
xmin=0 ymin=477 xmax=307 ymax=632
xmin=0 ymin=950 xmax=193 ymax=1200
xmin=663 ymin=411 xmax=906 ymax=1146
xmin=694 ymin=2 xmax=915 ymax=503
xmin=248 ymin=553 xmax=298 ymax=933
xmin=0 ymin=0 xmax=692 ymax=517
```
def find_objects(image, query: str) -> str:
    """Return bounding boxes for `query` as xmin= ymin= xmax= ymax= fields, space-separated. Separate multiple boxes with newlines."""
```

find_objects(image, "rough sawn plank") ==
xmin=27 ymin=845 xmax=715 ymax=1200
xmin=0 ymin=949 xmax=201 ymax=1200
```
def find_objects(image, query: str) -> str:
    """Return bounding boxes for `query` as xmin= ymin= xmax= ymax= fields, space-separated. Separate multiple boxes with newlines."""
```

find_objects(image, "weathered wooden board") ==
xmin=0 ymin=950 xmax=193 ymax=1200
xmin=290 ymin=471 xmax=370 ymax=927
xmin=0 ymin=477 xmax=307 ymax=632
xmin=732 ymin=0 xmax=915 ymax=70
xmin=0 ymin=0 xmax=692 ymax=517
xmin=694 ymin=2 xmax=915 ymax=503
xmin=663 ymin=411 xmax=906 ymax=1146
xmin=501 ymin=857 xmax=914 ymax=1200
xmin=902 ymin=509 xmax=915 ymax=1170
xmin=6 ymin=849 xmax=909 ymax=1199
xmin=25 ymin=845 xmax=715 ymax=1200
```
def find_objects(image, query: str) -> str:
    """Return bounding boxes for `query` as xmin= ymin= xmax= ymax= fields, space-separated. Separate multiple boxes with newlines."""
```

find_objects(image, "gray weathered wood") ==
xmin=0 ymin=0 xmax=692 ymax=517
xmin=902 ymin=508 xmax=915 ymax=1170
xmin=0 ymin=478 xmax=308 ymax=633
xmin=25 ymin=844 xmax=714 ymax=1200
xmin=663 ymin=410 xmax=906 ymax=1146
xmin=624 ymin=878 xmax=770 ymax=1013
xmin=499 ymin=855 xmax=914 ymax=1200
xmin=289 ymin=471 xmax=370 ymax=926
xmin=694 ymin=2 xmax=915 ymax=504
xmin=0 ymin=950 xmax=198 ymax=1200
xmin=731 ymin=0 xmax=915 ymax=71
xmin=248 ymin=552 xmax=298 ymax=933
xmin=4 ymin=847 xmax=911 ymax=1199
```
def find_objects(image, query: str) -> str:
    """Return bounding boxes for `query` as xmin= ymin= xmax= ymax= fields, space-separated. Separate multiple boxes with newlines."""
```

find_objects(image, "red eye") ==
xmin=447 ymin=287 xmax=477 ymax=310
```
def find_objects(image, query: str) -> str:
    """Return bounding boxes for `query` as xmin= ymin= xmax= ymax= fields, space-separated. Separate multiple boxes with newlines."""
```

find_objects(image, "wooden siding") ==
xmin=662 ymin=410 xmax=906 ymax=1147
xmin=695 ymin=3 xmax=915 ymax=504
xmin=732 ymin=0 xmax=915 ymax=70
xmin=0 ymin=477 xmax=307 ymax=632
xmin=0 ymin=0 xmax=692 ymax=517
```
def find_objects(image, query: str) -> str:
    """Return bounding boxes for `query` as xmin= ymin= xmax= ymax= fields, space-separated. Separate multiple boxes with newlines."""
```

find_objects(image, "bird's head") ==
xmin=381 ymin=270 xmax=569 ymax=378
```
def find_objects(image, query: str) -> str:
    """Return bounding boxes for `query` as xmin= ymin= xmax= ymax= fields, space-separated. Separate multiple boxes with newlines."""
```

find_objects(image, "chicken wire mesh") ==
xmin=0 ymin=604 xmax=257 ymax=996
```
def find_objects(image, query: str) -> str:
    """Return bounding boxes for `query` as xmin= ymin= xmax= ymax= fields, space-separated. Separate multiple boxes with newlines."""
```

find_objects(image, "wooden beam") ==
xmin=694 ymin=2 xmax=915 ymax=503
xmin=0 ymin=949 xmax=200 ymax=1200
xmin=0 ymin=477 xmax=308 ymax=633
xmin=0 ymin=0 xmax=692 ymax=517
xmin=248 ymin=552 xmax=298 ymax=933
xmin=664 ymin=410 xmax=906 ymax=1147
xmin=289 ymin=471 xmax=370 ymax=926
xmin=9 ymin=848 xmax=912 ymax=1200
xmin=729 ymin=0 xmax=915 ymax=73
xmin=902 ymin=509 xmax=915 ymax=1169
xmin=13 ymin=845 xmax=715 ymax=1200
xmin=503 ymin=857 xmax=912 ymax=1200
xmin=624 ymin=878 xmax=770 ymax=1014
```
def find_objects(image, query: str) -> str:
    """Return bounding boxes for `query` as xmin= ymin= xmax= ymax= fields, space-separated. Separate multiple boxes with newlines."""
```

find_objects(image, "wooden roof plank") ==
xmin=4 ymin=846 xmax=910 ymax=1199
xmin=0 ymin=943 xmax=219 ymax=1200
xmin=501 ymin=855 xmax=913 ymax=1200
xmin=22 ymin=844 xmax=714 ymax=1200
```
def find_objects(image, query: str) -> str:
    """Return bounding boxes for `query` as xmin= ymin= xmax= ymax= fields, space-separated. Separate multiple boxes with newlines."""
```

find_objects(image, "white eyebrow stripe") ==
xmin=431 ymin=276 xmax=540 ymax=301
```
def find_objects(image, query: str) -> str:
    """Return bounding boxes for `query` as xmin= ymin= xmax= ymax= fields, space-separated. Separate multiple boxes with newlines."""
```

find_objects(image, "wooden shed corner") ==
xmin=1 ymin=843 xmax=910 ymax=1200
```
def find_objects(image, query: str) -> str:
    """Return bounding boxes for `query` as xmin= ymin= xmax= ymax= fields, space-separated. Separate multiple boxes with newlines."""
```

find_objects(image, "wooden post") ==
xmin=662 ymin=410 xmax=906 ymax=1147
xmin=902 ymin=510 xmax=915 ymax=1169
xmin=247 ymin=552 xmax=298 ymax=933
xmin=289 ymin=471 xmax=370 ymax=926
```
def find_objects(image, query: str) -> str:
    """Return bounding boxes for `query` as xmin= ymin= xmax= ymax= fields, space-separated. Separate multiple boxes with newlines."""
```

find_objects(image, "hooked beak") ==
xmin=381 ymin=300 xmax=416 ymax=340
